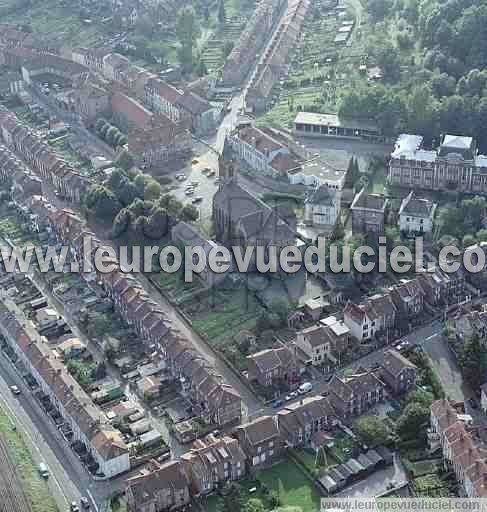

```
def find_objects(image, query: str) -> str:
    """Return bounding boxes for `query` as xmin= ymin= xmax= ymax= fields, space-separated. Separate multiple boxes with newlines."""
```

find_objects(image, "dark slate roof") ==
xmin=305 ymin=185 xmax=336 ymax=206
xmin=236 ymin=415 xmax=280 ymax=446
xmin=126 ymin=460 xmax=188 ymax=505
xmin=381 ymin=349 xmax=417 ymax=377
xmin=350 ymin=188 xmax=387 ymax=211
xmin=439 ymin=134 xmax=475 ymax=160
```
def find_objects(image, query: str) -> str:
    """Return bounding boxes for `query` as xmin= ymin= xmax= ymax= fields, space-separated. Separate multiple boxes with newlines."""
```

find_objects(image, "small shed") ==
xmin=320 ymin=474 xmax=338 ymax=494
xmin=345 ymin=458 xmax=365 ymax=475
xmin=365 ymin=449 xmax=383 ymax=467
xmin=375 ymin=445 xmax=394 ymax=465
xmin=335 ymin=463 xmax=353 ymax=480
xmin=139 ymin=429 xmax=163 ymax=448
xmin=357 ymin=453 xmax=375 ymax=471
xmin=328 ymin=468 xmax=347 ymax=488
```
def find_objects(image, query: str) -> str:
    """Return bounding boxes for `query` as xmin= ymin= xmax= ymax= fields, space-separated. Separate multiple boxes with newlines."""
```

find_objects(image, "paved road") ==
xmin=0 ymin=354 xmax=85 ymax=510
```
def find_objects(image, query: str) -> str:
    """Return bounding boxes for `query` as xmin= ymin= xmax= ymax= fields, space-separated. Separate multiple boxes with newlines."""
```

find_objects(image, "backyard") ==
xmin=0 ymin=406 xmax=59 ymax=512
xmin=202 ymin=458 xmax=322 ymax=512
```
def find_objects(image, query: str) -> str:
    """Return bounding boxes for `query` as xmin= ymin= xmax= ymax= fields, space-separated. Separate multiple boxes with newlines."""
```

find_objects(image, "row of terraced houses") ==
xmin=125 ymin=348 xmax=417 ymax=511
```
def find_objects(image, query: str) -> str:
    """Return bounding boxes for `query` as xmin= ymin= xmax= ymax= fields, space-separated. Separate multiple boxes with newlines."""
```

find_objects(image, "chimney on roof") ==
xmin=56 ymin=368 xmax=62 ymax=375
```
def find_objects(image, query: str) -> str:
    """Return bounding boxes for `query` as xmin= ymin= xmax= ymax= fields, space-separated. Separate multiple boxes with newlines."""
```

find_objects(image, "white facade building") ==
xmin=304 ymin=184 xmax=341 ymax=227
xmin=398 ymin=191 xmax=436 ymax=236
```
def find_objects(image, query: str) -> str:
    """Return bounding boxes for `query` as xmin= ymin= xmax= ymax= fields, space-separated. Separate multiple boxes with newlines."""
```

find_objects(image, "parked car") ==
xmin=192 ymin=196 xmax=203 ymax=204
xmin=10 ymin=385 xmax=20 ymax=395
xmin=38 ymin=463 xmax=49 ymax=479
xmin=272 ymin=399 xmax=283 ymax=408
xmin=468 ymin=397 xmax=479 ymax=409
xmin=298 ymin=382 xmax=312 ymax=394
xmin=80 ymin=497 xmax=90 ymax=509
xmin=70 ymin=502 xmax=80 ymax=512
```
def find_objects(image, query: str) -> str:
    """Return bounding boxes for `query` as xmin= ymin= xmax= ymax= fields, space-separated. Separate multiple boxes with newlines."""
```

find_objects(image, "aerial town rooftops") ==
xmin=0 ymin=296 xmax=128 ymax=462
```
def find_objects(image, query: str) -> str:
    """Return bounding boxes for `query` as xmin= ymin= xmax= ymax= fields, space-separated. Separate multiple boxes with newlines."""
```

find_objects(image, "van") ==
xmin=298 ymin=382 xmax=312 ymax=395
xmin=38 ymin=462 xmax=49 ymax=478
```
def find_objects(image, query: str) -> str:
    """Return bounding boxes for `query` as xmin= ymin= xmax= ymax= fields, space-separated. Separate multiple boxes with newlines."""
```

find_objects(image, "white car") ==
xmin=185 ymin=189 xmax=194 ymax=196
xmin=10 ymin=385 xmax=20 ymax=395
xmin=298 ymin=382 xmax=312 ymax=394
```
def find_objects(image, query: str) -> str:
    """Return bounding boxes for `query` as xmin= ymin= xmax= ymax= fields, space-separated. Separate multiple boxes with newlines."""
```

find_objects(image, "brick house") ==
xmin=295 ymin=319 xmax=349 ymax=366
xmin=227 ymin=125 xmax=300 ymax=177
xmin=144 ymin=77 xmax=215 ymax=135
xmin=277 ymin=395 xmax=337 ymax=448
xmin=327 ymin=370 xmax=386 ymax=417
xmin=388 ymin=279 xmax=425 ymax=320
xmin=180 ymin=435 xmax=246 ymax=496
xmin=350 ymin=188 xmax=388 ymax=234
xmin=417 ymin=268 xmax=465 ymax=306
xmin=247 ymin=342 xmax=302 ymax=389
xmin=429 ymin=400 xmax=487 ymax=497
xmin=388 ymin=133 xmax=487 ymax=195
xmin=344 ymin=294 xmax=397 ymax=342
xmin=126 ymin=460 xmax=191 ymax=512
xmin=234 ymin=415 xmax=282 ymax=469
xmin=380 ymin=349 xmax=417 ymax=394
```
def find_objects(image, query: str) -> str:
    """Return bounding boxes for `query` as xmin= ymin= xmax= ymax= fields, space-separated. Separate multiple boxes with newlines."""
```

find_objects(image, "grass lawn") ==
xmin=189 ymin=288 xmax=264 ymax=343
xmin=327 ymin=431 xmax=356 ymax=462
xmin=293 ymin=448 xmax=339 ymax=474
xmin=4 ymin=0 xmax=101 ymax=47
xmin=256 ymin=460 xmax=322 ymax=512
xmin=0 ymin=406 xmax=58 ymax=512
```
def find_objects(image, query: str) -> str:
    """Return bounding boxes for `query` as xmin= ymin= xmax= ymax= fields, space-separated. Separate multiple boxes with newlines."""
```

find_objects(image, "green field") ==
xmin=257 ymin=460 xmax=322 ymax=512
xmin=0 ymin=406 xmax=59 ymax=512
xmin=202 ymin=459 xmax=322 ymax=512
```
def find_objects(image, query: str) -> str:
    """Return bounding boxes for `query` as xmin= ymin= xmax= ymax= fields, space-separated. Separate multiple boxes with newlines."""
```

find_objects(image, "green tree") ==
xmin=112 ymin=208 xmax=130 ymax=238
xmin=223 ymin=40 xmax=234 ymax=58
xmin=144 ymin=208 xmax=169 ymax=239
xmin=368 ymin=0 xmax=390 ymax=22
xmin=95 ymin=118 xmax=106 ymax=133
xmin=180 ymin=204 xmax=199 ymax=222
xmin=115 ymin=177 xmax=141 ymax=207
xmin=144 ymin=179 xmax=162 ymax=201
xmin=86 ymin=312 xmax=112 ymax=338
xmin=243 ymin=498 xmax=265 ymax=512
xmin=176 ymin=7 xmax=199 ymax=72
xmin=396 ymin=402 xmax=429 ymax=440
xmin=218 ymin=0 xmax=226 ymax=25
xmin=404 ymin=388 xmax=435 ymax=408
xmin=85 ymin=185 xmax=121 ymax=220
xmin=268 ymin=297 xmax=291 ymax=324
xmin=105 ymin=126 xmax=119 ymax=146
xmin=353 ymin=416 xmax=390 ymax=446
xmin=458 ymin=333 xmax=486 ymax=390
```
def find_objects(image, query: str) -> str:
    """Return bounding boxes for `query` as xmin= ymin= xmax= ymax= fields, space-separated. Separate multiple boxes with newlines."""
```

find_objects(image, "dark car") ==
xmin=272 ymin=399 xmax=284 ymax=408
xmin=468 ymin=397 xmax=479 ymax=409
